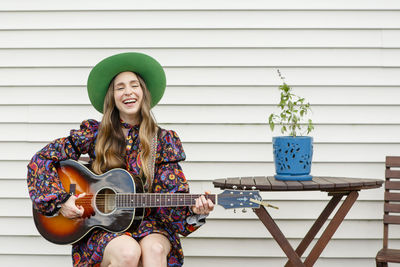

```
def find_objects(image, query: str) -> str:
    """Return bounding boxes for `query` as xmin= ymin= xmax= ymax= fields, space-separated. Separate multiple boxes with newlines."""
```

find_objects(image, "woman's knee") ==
xmin=102 ymin=235 xmax=141 ymax=267
xmin=148 ymin=242 xmax=168 ymax=257
xmin=140 ymin=234 xmax=171 ymax=259
xmin=118 ymin=246 xmax=141 ymax=266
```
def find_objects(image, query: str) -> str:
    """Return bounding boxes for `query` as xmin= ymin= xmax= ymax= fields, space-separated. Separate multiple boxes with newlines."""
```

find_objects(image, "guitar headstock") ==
xmin=217 ymin=189 xmax=262 ymax=209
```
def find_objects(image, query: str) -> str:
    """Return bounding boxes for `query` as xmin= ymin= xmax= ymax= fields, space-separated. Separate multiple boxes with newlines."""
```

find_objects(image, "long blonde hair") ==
xmin=92 ymin=72 xmax=157 ymax=190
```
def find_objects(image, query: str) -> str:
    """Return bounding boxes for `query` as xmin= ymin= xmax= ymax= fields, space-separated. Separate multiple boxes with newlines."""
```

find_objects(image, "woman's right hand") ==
xmin=60 ymin=193 xmax=86 ymax=219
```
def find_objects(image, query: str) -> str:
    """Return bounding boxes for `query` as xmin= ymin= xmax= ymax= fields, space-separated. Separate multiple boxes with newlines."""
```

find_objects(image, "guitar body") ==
xmin=32 ymin=160 xmax=144 ymax=245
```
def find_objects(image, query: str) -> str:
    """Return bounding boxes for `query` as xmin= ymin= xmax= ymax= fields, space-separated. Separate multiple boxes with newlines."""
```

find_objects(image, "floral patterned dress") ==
xmin=27 ymin=119 xmax=202 ymax=266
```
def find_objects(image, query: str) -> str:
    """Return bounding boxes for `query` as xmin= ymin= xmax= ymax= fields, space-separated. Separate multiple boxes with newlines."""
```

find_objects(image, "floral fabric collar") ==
xmin=120 ymin=120 xmax=140 ymax=130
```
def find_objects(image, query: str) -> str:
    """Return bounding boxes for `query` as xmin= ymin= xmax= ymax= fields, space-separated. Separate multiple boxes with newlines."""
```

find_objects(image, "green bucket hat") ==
xmin=87 ymin=52 xmax=166 ymax=113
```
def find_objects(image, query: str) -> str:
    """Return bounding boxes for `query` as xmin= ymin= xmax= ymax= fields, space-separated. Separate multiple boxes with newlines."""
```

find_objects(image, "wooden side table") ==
xmin=213 ymin=176 xmax=383 ymax=267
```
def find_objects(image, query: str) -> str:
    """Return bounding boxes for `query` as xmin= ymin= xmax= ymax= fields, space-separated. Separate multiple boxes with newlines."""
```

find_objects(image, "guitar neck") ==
xmin=116 ymin=193 xmax=217 ymax=208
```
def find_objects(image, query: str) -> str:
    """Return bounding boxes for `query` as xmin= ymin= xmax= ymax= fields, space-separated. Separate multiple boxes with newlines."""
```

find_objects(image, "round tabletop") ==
xmin=213 ymin=176 xmax=383 ymax=192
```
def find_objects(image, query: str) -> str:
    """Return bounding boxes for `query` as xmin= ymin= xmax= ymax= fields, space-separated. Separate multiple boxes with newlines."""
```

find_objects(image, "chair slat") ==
xmin=386 ymin=156 xmax=400 ymax=168
xmin=376 ymin=248 xmax=400 ymax=263
xmin=385 ymin=181 xmax=400 ymax=190
xmin=384 ymin=214 xmax=400 ymax=224
xmin=385 ymin=192 xmax=400 ymax=202
xmin=386 ymin=169 xmax=400 ymax=179
xmin=384 ymin=203 xmax=400 ymax=213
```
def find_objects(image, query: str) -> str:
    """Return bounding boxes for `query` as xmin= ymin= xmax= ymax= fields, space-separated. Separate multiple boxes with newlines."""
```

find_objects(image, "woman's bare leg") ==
xmin=140 ymin=233 xmax=171 ymax=267
xmin=101 ymin=235 xmax=141 ymax=267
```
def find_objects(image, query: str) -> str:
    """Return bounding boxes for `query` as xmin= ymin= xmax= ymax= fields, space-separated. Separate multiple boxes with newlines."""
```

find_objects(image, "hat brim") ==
xmin=87 ymin=52 xmax=166 ymax=113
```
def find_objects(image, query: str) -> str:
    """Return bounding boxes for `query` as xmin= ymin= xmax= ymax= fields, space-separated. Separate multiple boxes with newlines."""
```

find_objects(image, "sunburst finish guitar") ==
xmin=32 ymin=159 xmax=264 ymax=245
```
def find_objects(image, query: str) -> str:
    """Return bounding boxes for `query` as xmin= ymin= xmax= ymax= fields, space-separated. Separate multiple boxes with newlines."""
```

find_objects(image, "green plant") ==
xmin=268 ymin=70 xmax=314 ymax=137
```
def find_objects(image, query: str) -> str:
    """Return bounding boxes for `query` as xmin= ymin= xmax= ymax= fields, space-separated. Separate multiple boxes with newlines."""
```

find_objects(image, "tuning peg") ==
xmin=242 ymin=208 xmax=247 ymax=213
xmin=252 ymin=186 xmax=256 ymax=190
xmin=242 ymin=186 xmax=247 ymax=190
xmin=232 ymin=185 xmax=237 ymax=190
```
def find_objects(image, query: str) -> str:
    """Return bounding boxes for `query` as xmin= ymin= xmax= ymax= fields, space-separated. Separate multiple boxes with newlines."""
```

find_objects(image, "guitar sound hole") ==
xmin=96 ymin=188 xmax=116 ymax=214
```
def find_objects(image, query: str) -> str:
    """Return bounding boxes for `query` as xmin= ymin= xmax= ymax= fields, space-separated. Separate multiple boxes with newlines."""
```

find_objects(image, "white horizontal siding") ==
xmin=0 ymin=2 xmax=396 ymax=267
xmin=185 ymin=258 xmax=376 ymax=267
xmin=0 ymin=256 xmax=379 ymax=267
xmin=0 ymin=0 xmax=399 ymax=11
xmin=0 ymin=30 xmax=399 ymax=48
xmin=0 ymin=255 xmax=380 ymax=267
xmin=2 ymin=11 xmax=400 ymax=29
xmin=1 ymin=48 xmax=400 ymax=67
xmin=0 ymin=255 xmax=72 ymax=267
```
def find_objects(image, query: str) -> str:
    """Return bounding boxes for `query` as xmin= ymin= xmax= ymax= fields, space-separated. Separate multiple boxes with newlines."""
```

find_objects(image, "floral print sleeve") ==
xmin=154 ymin=129 xmax=203 ymax=237
xmin=27 ymin=119 xmax=99 ymax=215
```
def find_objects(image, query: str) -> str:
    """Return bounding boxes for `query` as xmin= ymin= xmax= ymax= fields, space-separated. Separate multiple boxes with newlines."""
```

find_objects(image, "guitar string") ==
xmin=72 ymin=194 xmax=219 ymax=206
xmin=74 ymin=195 xmax=216 ymax=203
xmin=71 ymin=194 xmax=215 ymax=200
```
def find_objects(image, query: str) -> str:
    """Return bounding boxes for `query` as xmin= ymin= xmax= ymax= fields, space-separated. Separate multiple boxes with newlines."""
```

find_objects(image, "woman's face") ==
xmin=113 ymin=71 xmax=144 ymax=124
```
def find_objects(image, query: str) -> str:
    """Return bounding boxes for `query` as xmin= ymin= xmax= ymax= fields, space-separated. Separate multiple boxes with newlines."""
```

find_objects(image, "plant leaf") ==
xmin=270 ymin=70 xmax=314 ymax=136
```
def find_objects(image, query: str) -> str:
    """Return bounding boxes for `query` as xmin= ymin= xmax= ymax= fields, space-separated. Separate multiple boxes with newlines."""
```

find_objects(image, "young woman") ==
xmin=27 ymin=52 xmax=214 ymax=267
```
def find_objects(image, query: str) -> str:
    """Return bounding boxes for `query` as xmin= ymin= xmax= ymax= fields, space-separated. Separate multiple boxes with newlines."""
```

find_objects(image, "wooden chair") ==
xmin=376 ymin=156 xmax=400 ymax=266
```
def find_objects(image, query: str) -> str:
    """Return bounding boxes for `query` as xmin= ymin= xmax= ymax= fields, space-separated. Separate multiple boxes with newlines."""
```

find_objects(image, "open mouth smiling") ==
xmin=123 ymin=99 xmax=137 ymax=104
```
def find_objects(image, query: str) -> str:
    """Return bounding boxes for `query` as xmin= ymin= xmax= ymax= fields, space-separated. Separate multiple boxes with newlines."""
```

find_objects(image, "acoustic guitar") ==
xmin=32 ymin=159 xmax=264 ymax=245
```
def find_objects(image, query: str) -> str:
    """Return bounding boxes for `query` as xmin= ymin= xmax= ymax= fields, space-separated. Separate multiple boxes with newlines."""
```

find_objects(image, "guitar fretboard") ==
xmin=116 ymin=193 xmax=217 ymax=208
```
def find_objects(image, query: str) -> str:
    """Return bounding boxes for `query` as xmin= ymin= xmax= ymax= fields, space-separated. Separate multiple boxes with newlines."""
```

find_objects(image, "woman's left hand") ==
xmin=191 ymin=191 xmax=215 ymax=215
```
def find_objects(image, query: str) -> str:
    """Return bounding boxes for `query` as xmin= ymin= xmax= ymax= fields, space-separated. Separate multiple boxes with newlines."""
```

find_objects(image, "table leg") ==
xmin=284 ymin=194 xmax=344 ymax=267
xmin=254 ymin=206 xmax=304 ymax=267
xmin=304 ymin=190 xmax=359 ymax=266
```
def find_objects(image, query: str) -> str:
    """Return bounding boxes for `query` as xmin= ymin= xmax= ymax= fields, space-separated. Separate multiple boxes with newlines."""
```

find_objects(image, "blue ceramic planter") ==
xmin=272 ymin=136 xmax=313 ymax=181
